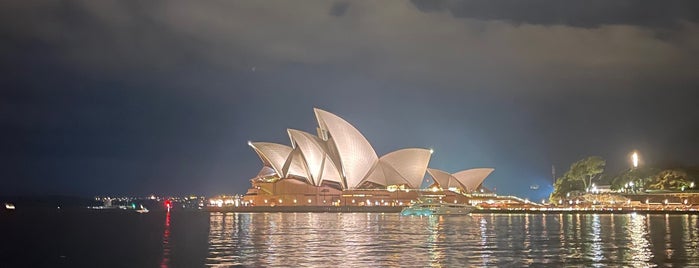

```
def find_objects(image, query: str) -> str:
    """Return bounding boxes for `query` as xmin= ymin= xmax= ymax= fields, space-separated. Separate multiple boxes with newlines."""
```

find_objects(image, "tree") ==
xmin=565 ymin=156 xmax=606 ymax=191
xmin=550 ymin=156 xmax=606 ymax=202
xmin=647 ymin=169 xmax=694 ymax=190
xmin=550 ymin=174 xmax=585 ymax=202
xmin=610 ymin=166 xmax=658 ymax=191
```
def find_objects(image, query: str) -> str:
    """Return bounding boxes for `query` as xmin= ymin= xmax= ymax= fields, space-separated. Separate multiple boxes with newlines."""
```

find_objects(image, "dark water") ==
xmin=1 ymin=211 xmax=698 ymax=267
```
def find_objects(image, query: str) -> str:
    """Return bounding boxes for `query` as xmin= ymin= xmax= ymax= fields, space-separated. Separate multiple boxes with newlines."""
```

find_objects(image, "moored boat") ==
xmin=135 ymin=204 xmax=149 ymax=213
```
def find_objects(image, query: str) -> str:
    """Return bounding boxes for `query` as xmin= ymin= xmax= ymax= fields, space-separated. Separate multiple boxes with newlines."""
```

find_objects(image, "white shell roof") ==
xmin=452 ymin=168 xmax=495 ymax=192
xmin=314 ymin=108 xmax=378 ymax=189
xmin=287 ymin=129 xmax=328 ymax=186
xmin=376 ymin=148 xmax=432 ymax=188
xmin=282 ymin=148 xmax=312 ymax=184
xmin=319 ymin=155 xmax=343 ymax=187
xmin=249 ymin=108 xmax=488 ymax=191
xmin=362 ymin=163 xmax=389 ymax=186
xmin=362 ymin=161 xmax=408 ymax=187
xmin=427 ymin=168 xmax=464 ymax=189
xmin=248 ymin=142 xmax=293 ymax=178
xmin=256 ymin=166 xmax=277 ymax=178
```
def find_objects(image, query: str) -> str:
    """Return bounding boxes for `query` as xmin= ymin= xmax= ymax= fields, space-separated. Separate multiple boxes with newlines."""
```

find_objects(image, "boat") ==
xmin=400 ymin=195 xmax=474 ymax=216
xmin=135 ymin=204 xmax=149 ymax=213
xmin=5 ymin=203 xmax=15 ymax=210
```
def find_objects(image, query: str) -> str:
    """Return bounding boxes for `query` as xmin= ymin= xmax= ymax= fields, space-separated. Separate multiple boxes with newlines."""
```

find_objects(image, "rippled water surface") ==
xmin=206 ymin=213 xmax=699 ymax=267
xmin=2 ymin=211 xmax=698 ymax=267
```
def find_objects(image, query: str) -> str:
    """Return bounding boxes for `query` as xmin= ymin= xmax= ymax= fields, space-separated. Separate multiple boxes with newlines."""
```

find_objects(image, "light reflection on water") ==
xmin=160 ymin=211 xmax=171 ymax=268
xmin=205 ymin=213 xmax=699 ymax=267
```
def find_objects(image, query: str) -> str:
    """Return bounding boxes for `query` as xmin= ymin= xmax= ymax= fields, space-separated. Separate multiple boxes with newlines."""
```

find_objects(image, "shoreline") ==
xmin=206 ymin=206 xmax=699 ymax=214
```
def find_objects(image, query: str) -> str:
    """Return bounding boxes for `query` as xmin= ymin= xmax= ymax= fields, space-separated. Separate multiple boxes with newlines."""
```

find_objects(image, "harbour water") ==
xmin=1 ymin=211 xmax=698 ymax=267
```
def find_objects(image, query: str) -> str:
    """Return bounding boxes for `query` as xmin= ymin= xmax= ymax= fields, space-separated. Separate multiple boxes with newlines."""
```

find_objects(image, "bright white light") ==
xmin=632 ymin=151 xmax=639 ymax=168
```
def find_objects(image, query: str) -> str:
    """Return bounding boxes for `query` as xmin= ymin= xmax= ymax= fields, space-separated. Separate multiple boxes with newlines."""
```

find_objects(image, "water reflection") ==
xmin=426 ymin=216 xmax=445 ymax=267
xmin=160 ymin=211 xmax=171 ymax=268
xmin=627 ymin=213 xmax=653 ymax=265
xmin=689 ymin=215 xmax=699 ymax=261
xmin=589 ymin=214 xmax=603 ymax=265
xmin=204 ymin=213 xmax=699 ymax=267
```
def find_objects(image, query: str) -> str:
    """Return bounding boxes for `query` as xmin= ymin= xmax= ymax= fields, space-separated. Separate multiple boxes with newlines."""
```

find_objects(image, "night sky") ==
xmin=2 ymin=1 xmax=698 ymax=200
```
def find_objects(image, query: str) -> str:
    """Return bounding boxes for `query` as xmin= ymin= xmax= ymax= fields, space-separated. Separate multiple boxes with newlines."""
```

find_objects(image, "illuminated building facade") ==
xmin=241 ymin=108 xmax=495 ymax=207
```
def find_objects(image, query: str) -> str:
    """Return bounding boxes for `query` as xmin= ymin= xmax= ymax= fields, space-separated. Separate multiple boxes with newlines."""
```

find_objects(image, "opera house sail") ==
xmin=241 ymin=108 xmax=494 ymax=207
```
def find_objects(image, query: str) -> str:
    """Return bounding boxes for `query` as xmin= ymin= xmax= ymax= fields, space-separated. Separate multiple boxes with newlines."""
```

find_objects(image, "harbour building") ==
xmin=239 ymin=108 xmax=507 ymax=208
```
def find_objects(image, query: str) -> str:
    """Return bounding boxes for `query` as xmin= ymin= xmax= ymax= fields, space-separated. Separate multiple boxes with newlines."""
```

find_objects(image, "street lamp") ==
xmin=631 ymin=151 xmax=639 ymax=168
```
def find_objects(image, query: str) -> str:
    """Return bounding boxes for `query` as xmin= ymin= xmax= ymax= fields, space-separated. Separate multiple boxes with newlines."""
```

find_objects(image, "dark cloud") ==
xmin=1 ymin=1 xmax=698 ymax=198
xmin=329 ymin=2 xmax=350 ymax=17
xmin=410 ymin=0 xmax=699 ymax=28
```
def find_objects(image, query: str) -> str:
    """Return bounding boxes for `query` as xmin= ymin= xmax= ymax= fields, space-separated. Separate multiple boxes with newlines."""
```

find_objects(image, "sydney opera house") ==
xmin=240 ymin=108 xmax=495 ymax=207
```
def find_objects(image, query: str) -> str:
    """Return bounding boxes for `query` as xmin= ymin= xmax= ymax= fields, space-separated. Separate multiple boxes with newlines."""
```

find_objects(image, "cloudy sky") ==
xmin=2 ymin=0 xmax=698 ymax=199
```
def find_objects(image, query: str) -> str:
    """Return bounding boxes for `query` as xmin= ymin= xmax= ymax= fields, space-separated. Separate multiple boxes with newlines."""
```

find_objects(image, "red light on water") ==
xmin=164 ymin=200 xmax=172 ymax=209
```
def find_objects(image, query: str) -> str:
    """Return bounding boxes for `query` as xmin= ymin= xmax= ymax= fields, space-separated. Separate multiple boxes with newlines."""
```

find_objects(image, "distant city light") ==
xmin=632 ymin=151 xmax=639 ymax=168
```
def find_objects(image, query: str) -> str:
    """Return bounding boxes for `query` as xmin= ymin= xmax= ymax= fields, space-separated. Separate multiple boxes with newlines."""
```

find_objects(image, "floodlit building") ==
xmin=241 ymin=108 xmax=495 ymax=207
